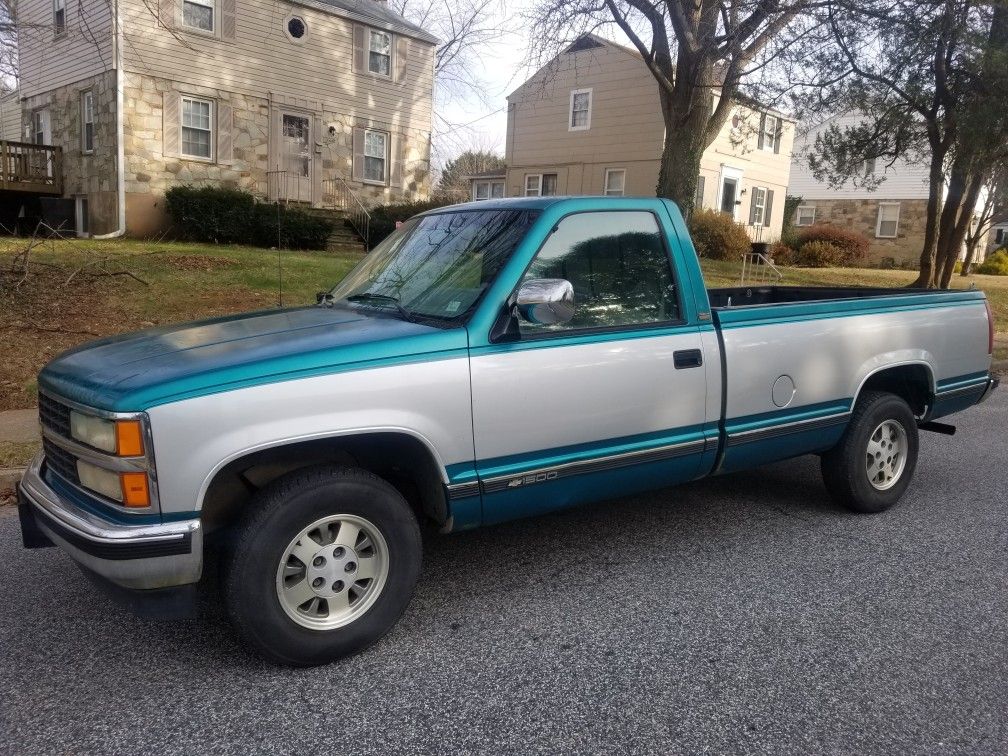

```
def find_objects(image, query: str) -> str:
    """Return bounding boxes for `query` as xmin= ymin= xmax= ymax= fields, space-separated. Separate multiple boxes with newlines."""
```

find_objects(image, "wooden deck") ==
xmin=0 ymin=140 xmax=62 ymax=195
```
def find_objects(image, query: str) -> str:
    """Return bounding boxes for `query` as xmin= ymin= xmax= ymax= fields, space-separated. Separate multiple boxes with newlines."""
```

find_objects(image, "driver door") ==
xmin=469 ymin=209 xmax=710 ymax=524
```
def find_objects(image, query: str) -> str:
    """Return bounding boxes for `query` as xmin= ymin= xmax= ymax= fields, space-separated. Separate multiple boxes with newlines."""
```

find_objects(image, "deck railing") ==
xmin=322 ymin=176 xmax=371 ymax=249
xmin=0 ymin=140 xmax=62 ymax=195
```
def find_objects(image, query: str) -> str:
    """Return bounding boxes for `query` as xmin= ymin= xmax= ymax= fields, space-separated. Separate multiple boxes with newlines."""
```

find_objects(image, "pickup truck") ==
xmin=18 ymin=197 xmax=998 ymax=666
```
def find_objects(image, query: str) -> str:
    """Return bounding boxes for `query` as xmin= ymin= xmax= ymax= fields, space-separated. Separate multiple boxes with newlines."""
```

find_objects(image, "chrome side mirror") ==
xmin=516 ymin=278 xmax=575 ymax=326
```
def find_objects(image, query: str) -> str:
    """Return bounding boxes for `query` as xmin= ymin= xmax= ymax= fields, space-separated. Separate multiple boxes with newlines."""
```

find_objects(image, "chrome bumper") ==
xmin=977 ymin=376 xmax=999 ymax=404
xmin=18 ymin=452 xmax=202 ymax=590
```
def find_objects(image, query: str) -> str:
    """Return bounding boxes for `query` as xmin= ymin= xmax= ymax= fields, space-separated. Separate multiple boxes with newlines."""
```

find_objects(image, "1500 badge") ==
xmin=507 ymin=470 xmax=559 ymax=488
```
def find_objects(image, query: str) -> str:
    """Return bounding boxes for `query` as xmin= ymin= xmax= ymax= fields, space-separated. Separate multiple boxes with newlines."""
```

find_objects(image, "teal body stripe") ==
xmin=936 ymin=372 xmax=990 ymax=392
xmin=724 ymin=399 xmax=853 ymax=436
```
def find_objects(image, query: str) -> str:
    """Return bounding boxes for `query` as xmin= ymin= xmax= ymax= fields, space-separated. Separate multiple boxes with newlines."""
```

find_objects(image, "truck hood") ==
xmin=38 ymin=306 xmax=468 ymax=411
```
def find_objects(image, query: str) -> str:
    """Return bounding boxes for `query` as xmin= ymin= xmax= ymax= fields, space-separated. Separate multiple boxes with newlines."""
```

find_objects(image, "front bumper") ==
xmin=18 ymin=452 xmax=202 ymax=590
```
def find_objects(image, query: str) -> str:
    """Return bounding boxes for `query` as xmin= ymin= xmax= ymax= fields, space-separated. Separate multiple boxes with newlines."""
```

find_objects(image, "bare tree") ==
xmin=0 ymin=0 xmax=20 ymax=89
xmin=525 ymin=0 xmax=820 ymax=216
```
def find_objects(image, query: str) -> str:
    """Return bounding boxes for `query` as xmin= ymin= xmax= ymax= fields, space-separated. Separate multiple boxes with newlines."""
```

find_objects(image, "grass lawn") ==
xmin=0 ymin=236 xmax=1004 ymax=413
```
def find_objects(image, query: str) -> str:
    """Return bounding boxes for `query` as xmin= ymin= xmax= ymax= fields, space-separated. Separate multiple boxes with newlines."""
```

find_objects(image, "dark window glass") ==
xmin=520 ymin=211 xmax=678 ymax=334
xmin=287 ymin=17 xmax=305 ymax=38
xmin=542 ymin=173 xmax=558 ymax=196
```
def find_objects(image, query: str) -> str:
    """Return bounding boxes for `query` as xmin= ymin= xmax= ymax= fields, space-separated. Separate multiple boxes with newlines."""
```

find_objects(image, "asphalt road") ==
xmin=1 ymin=392 xmax=1005 ymax=755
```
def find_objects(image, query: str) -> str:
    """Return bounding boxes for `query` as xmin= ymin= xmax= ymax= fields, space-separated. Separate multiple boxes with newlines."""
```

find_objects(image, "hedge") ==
xmin=796 ymin=240 xmax=846 ymax=268
xmin=368 ymin=197 xmax=459 ymax=245
xmin=977 ymin=249 xmax=1008 ymax=276
xmin=164 ymin=186 xmax=332 ymax=250
xmin=795 ymin=223 xmax=869 ymax=266
xmin=687 ymin=208 xmax=752 ymax=261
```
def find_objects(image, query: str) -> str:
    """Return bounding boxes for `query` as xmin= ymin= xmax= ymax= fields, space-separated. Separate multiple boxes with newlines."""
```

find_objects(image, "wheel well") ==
xmin=200 ymin=433 xmax=448 ymax=535
xmin=857 ymin=364 xmax=933 ymax=417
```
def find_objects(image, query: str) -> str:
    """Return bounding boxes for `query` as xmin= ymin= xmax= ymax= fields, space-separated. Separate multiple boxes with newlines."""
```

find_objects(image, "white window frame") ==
xmin=472 ymin=180 xmax=504 ymax=201
xmin=762 ymin=114 xmax=779 ymax=152
xmin=876 ymin=202 xmax=901 ymax=238
xmin=524 ymin=173 xmax=542 ymax=197
xmin=180 ymin=96 xmax=214 ymax=161
xmin=362 ymin=128 xmax=388 ymax=185
xmin=181 ymin=0 xmax=215 ymax=34
xmin=569 ymin=88 xmax=592 ymax=132
xmin=81 ymin=90 xmax=94 ymax=153
xmin=604 ymin=168 xmax=625 ymax=197
xmin=368 ymin=29 xmax=393 ymax=77
xmin=33 ymin=110 xmax=48 ymax=145
xmin=751 ymin=187 xmax=767 ymax=226
xmin=796 ymin=205 xmax=816 ymax=227
xmin=53 ymin=0 xmax=66 ymax=36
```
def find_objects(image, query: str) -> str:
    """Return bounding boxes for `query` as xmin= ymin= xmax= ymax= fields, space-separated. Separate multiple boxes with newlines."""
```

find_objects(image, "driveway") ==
xmin=1 ymin=392 xmax=1005 ymax=755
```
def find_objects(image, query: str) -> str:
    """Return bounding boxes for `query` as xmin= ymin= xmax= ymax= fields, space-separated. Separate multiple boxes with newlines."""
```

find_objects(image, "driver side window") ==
xmin=519 ymin=211 xmax=679 ymax=335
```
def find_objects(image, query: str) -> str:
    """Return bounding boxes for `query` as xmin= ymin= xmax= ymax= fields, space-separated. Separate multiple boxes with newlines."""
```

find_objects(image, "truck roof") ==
xmin=421 ymin=196 xmax=677 ymax=214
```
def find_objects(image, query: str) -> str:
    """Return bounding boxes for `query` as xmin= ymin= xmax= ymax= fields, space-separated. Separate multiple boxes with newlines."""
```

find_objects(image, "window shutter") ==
xmin=395 ymin=35 xmax=408 ymax=82
xmin=353 ymin=24 xmax=367 ymax=73
xmin=757 ymin=113 xmax=766 ymax=150
xmin=162 ymin=92 xmax=179 ymax=157
xmin=352 ymin=127 xmax=365 ymax=181
xmin=748 ymin=189 xmax=759 ymax=225
xmin=764 ymin=189 xmax=774 ymax=227
xmin=694 ymin=174 xmax=705 ymax=209
xmin=217 ymin=102 xmax=233 ymax=164
xmin=773 ymin=119 xmax=782 ymax=154
xmin=389 ymin=132 xmax=404 ymax=187
xmin=158 ymin=0 xmax=173 ymax=28
xmin=220 ymin=0 xmax=236 ymax=41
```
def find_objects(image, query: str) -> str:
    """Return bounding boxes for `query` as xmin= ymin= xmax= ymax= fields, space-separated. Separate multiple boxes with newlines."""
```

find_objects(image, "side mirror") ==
xmin=516 ymin=278 xmax=575 ymax=326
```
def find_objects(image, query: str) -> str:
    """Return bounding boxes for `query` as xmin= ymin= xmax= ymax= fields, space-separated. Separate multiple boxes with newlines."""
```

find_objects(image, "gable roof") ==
xmin=296 ymin=0 xmax=439 ymax=44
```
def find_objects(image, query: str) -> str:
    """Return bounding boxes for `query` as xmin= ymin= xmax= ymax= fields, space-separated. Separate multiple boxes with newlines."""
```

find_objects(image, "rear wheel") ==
xmin=821 ymin=391 xmax=919 ymax=513
xmin=223 ymin=465 xmax=421 ymax=666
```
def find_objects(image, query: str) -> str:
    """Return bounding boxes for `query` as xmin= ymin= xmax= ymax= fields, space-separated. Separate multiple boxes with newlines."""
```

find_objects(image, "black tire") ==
xmin=222 ymin=465 xmax=422 ymax=666
xmin=821 ymin=391 xmax=919 ymax=513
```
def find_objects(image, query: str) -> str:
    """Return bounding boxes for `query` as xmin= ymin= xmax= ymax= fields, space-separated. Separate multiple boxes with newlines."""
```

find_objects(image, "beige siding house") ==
xmin=488 ymin=35 xmax=794 ymax=241
xmin=13 ymin=0 xmax=436 ymax=236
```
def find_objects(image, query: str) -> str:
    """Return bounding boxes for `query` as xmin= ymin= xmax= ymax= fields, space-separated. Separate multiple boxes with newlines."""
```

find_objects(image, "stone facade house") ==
xmin=472 ymin=35 xmax=795 ymax=243
xmin=11 ymin=0 xmax=436 ymax=236
xmin=789 ymin=114 xmax=991 ymax=268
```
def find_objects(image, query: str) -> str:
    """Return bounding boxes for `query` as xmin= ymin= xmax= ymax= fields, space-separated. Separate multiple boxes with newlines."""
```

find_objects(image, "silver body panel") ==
xmin=719 ymin=305 xmax=991 ymax=421
xmin=146 ymin=357 xmax=474 ymax=514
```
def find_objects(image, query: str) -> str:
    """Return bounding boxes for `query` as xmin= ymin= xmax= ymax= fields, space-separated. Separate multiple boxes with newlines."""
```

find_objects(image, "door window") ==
xmin=282 ymin=114 xmax=311 ymax=177
xmin=720 ymin=178 xmax=738 ymax=215
xmin=518 ymin=211 xmax=679 ymax=335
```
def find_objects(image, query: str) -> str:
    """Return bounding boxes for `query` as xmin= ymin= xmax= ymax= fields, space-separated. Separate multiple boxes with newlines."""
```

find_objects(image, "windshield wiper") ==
xmin=345 ymin=293 xmax=416 ymax=323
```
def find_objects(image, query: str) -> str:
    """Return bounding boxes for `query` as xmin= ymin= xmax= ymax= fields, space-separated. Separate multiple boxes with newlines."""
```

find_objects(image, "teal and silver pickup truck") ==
xmin=18 ymin=197 xmax=998 ymax=665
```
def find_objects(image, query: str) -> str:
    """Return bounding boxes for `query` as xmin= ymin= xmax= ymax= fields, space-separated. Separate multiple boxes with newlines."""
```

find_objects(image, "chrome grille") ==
xmin=42 ymin=436 xmax=80 ymax=485
xmin=39 ymin=393 xmax=72 ymax=437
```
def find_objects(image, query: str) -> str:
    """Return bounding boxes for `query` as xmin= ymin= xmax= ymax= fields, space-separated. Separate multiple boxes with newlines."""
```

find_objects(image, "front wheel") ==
xmin=223 ymin=466 xmax=422 ymax=666
xmin=821 ymin=391 xmax=919 ymax=513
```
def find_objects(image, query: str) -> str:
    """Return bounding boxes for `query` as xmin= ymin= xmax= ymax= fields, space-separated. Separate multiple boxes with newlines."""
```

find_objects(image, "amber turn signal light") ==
xmin=120 ymin=472 xmax=150 ymax=508
xmin=116 ymin=420 xmax=144 ymax=457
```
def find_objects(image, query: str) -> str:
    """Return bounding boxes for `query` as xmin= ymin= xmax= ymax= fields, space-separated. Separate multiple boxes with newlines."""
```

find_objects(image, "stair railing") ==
xmin=323 ymin=176 xmax=371 ymax=249
xmin=740 ymin=252 xmax=783 ymax=286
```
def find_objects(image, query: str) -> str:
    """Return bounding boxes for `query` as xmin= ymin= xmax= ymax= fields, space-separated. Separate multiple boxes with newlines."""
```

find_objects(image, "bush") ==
xmin=795 ymin=223 xmax=870 ymax=266
xmin=368 ymin=197 xmax=459 ymax=245
xmin=977 ymin=249 xmax=1008 ymax=275
xmin=769 ymin=240 xmax=795 ymax=266
xmin=796 ymin=240 xmax=845 ymax=267
xmin=687 ymin=208 xmax=753 ymax=261
xmin=164 ymin=186 xmax=333 ymax=250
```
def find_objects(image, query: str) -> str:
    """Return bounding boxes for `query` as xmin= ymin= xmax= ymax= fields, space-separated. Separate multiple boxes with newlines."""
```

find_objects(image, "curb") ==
xmin=1 ymin=467 xmax=25 ymax=494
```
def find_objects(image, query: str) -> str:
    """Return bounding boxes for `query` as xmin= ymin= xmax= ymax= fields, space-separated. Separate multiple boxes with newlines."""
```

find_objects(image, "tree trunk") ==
xmin=938 ymin=172 xmax=983 ymax=287
xmin=960 ymin=239 xmax=979 ymax=276
xmin=909 ymin=137 xmax=947 ymax=288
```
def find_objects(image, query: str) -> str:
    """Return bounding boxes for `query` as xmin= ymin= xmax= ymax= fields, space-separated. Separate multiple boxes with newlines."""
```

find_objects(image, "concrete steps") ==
xmin=301 ymin=207 xmax=368 ymax=255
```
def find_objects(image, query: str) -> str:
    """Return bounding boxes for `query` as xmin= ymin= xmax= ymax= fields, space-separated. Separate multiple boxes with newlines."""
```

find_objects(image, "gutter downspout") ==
xmin=92 ymin=0 xmax=126 ymax=238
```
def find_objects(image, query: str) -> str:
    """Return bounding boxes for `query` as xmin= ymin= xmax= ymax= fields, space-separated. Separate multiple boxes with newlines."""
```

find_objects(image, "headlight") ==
xmin=76 ymin=461 xmax=151 ymax=508
xmin=70 ymin=412 xmax=144 ymax=456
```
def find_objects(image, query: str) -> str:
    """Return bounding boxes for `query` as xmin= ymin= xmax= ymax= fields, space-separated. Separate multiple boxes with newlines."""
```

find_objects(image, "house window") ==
xmin=286 ymin=17 xmax=306 ymax=39
xmin=569 ymin=89 xmax=592 ymax=131
xmin=876 ymin=202 xmax=901 ymax=238
xmin=796 ymin=205 xmax=816 ymax=226
xmin=524 ymin=174 xmax=542 ymax=196
xmin=996 ymin=228 xmax=1005 ymax=245
xmin=604 ymin=168 xmax=625 ymax=196
xmin=81 ymin=91 xmax=94 ymax=153
xmin=363 ymin=129 xmax=387 ymax=183
xmin=33 ymin=111 xmax=47 ymax=145
xmin=863 ymin=157 xmax=876 ymax=175
xmin=368 ymin=30 xmax=392 ymax=76
xmin=750 ymin=187 xmax=767 ymax=226
xmin=182 ymin=0 xmax=214 ymax=32
xmin=181 ymin=96 xmax=213 ymax=159
xmin=54 ymin=0 xmax=66 ymax=36
xmin=472 ymin=180 xmax=504 ymax=201
xmin=542 ymin=173 xmax=557 ymax=196
xmin=761 ymin=114 xmax=779 ymax=152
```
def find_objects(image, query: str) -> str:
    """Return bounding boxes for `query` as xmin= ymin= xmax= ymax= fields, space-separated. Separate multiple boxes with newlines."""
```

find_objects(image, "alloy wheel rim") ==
xmin=275 ymin=514 xmax=389 ymax=630
xmin=865 ymin=419 xmax=908 ymax=491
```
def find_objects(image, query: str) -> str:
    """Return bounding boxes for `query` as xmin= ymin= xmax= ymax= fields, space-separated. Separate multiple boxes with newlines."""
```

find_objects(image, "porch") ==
xmin=0 ymin=140 xmax=63 ymax=195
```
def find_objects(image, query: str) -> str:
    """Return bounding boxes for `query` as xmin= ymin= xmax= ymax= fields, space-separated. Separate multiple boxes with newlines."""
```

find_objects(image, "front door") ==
xmin=278 ymin=112 xmax=313 ymax=203
xmin=718 ymin=166 xmax=743 ymax=219
xmin=469 ymin=209 xmax=710 ymax=524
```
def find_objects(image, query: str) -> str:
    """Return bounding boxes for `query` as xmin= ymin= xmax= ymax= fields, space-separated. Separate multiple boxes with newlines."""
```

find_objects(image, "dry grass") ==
xmin=0 ymin=441 xmax=39 ymax=469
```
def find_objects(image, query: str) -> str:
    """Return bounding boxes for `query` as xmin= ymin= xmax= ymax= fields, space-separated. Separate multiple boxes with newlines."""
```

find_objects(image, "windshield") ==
xmin=329 ymin=208 xmax=539 ymax=322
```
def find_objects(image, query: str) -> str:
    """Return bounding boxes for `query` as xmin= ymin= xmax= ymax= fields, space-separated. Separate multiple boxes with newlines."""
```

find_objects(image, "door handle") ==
xmin=674 ymin=349 xmax=703 ymax=369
